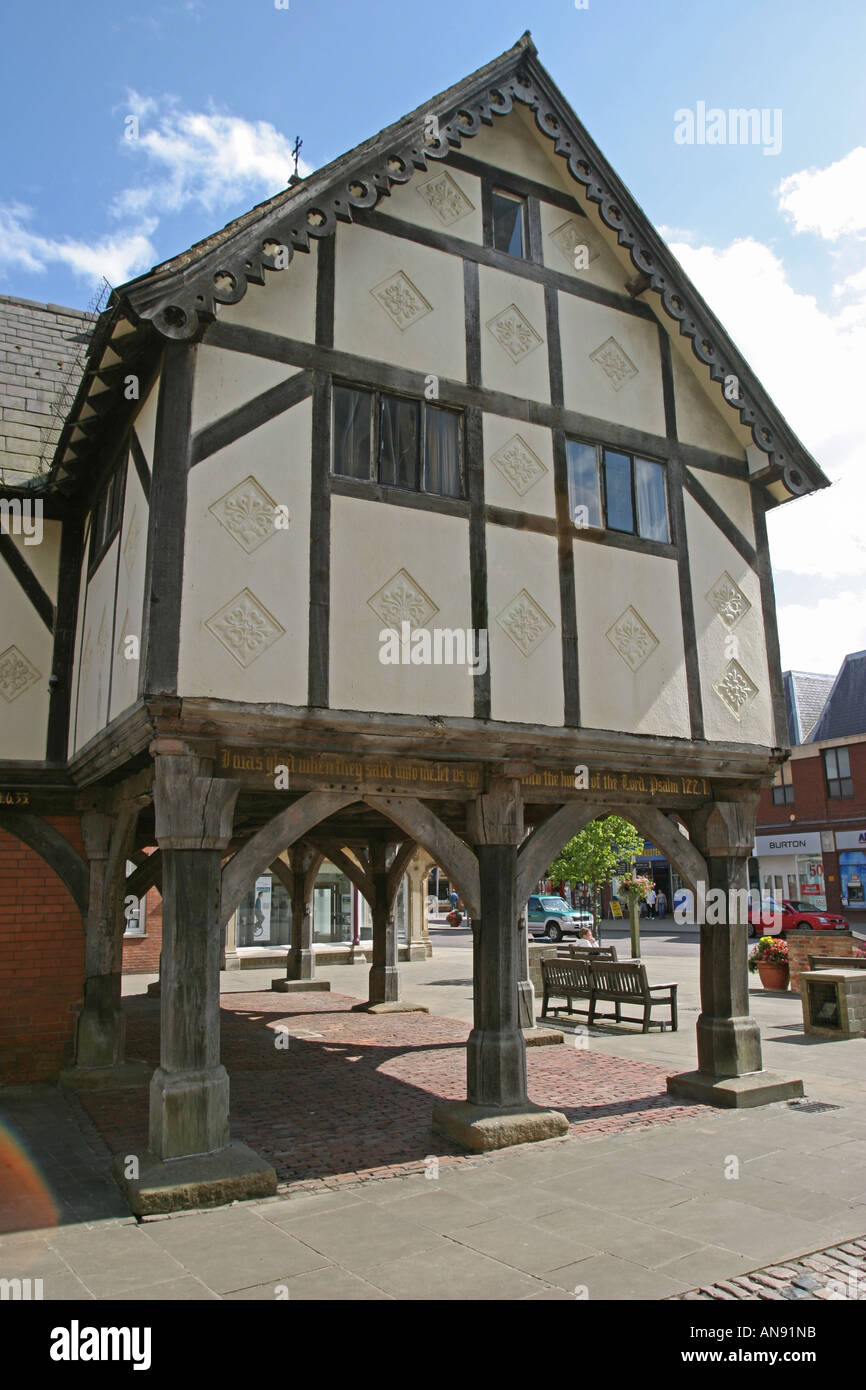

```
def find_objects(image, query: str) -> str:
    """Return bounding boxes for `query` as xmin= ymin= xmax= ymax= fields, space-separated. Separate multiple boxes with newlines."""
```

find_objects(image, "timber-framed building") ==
xmin=0 ymin=34 xmax=828 ymax=1203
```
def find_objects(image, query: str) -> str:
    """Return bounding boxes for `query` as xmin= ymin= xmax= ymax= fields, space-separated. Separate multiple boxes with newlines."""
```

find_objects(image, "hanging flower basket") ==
xmin=619 ymin=873 xmax=653 ymax=901
xmin=748 ymin=935 xmax=790 ymax=991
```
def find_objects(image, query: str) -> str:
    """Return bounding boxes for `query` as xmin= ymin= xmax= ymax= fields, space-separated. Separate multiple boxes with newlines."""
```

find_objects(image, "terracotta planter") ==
xmin=756 ymin=961 xmax=790 ymax=991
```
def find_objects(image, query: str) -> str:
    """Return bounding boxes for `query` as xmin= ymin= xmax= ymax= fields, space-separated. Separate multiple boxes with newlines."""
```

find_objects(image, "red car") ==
xmin=748 ymin=898 xmax=849 ymax=938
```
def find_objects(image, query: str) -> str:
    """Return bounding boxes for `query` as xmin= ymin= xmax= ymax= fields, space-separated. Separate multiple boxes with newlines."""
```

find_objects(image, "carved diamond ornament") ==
xmin=370 ymin=271 xmax=432 ymax=331
xmin=590 ymin=336 xmax=638 ymax=391
xmin=486 ymin=304 xmax=544 ymax=363
xmin=706 ymin=571 xmax=751 ymax=629
xmin=209 ymin=475 xmax=279 ymax=554
xmin=605 ymin=606 xmax=659 ymax=672
xmin=549 ymin=217 xmax=601 ymax=270
xmin=205 ymin=588 xmax=285 ymax=668
xmin=0 ymin=645 xmax=41 ymax=702
xmin=367 ymin=569 xmax=438 ymax=629
xmin=490 ymin=434 xmax=548 ymax=497
xmin=714 ymin=659 xmax=758 ymax=720
xmin=416 ymin=171 xmax=475 ymax=226
xmin=496 ymin=589 xmax=555 ymax=657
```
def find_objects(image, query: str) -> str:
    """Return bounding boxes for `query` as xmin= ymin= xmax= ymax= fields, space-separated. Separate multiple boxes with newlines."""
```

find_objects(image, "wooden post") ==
xmin=628 ymin=890 xmax=641 ymax=959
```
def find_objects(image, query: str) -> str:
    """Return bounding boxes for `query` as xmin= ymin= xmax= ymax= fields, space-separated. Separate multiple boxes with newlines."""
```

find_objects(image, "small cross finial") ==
xmin=290 ymin=136 xmax=303 ymax=182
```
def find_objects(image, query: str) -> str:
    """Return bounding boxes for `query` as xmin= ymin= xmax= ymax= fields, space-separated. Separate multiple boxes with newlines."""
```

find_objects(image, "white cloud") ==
xmin=0 ymin=204 xmax=156 ymax=287
xmin=777 ymin=147 xmax=866 ymax=240
xmin=776 ymin=590 xmax=866 ymax=674
xmin=113 ymin=92 xmax=311 ymax=222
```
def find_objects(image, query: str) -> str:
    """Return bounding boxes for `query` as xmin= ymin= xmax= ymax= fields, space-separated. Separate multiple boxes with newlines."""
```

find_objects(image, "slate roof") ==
xmin=809 ymin=651 xmax=866 ymax=743
xmin=783 ymin=670 xmax=835 ymax=745
xmin=0 ymin=295 xmax=95 ymax=485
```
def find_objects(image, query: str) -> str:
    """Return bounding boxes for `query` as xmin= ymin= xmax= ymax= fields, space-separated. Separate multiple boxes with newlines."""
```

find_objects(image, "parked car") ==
xmin=527 ymin=894 xmax=594 ymax=942
xmin=748 ymin=898 xmax=849 ymax=938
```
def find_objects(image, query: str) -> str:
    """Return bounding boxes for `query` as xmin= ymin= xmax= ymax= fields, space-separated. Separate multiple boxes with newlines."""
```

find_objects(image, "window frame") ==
xmin=566 ymin=436 xmax=671 ymax=544
xmin=824 ymin=745 xmax=854 ymax=799
xmin=331 ymin=382 xmax=465 ymax=500
xmin=88 ymin=455 xmax=125 ymax=576
xmin=490 ymin=187 xmax=530 ymax=260
xmin=772 ymin=762 xmax=795 ymax=806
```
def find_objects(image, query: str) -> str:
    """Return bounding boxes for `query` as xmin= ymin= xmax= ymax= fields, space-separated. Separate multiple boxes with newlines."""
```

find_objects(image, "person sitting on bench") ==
xmin=577 ymin=925 xmax=600 ymax=948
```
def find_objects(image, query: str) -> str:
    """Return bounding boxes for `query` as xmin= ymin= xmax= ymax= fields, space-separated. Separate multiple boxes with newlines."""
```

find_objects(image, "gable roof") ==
xmin=783 ymin=669 xmax=835 ymax=744
xmin=33 ymin=31 xmax=830 ymax=504
xmin=809 ymin=651 xmax=866 ymax=743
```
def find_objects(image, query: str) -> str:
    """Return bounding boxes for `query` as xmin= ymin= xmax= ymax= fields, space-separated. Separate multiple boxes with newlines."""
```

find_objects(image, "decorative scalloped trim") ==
xmin=125 ymin=57 xmax=810 ymax=484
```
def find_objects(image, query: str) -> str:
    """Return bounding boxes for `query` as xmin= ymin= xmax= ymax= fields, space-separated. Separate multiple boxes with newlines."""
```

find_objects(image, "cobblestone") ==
xmin=673 ymin=1238 xmax=866 ymax=1300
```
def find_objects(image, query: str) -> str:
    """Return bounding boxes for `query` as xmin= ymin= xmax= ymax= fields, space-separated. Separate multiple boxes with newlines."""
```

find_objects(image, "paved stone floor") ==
xmin=674 ymin=1236 xmax=866 ymax=1301
xmin=75 ymin=992 xmax=704 ymax=1191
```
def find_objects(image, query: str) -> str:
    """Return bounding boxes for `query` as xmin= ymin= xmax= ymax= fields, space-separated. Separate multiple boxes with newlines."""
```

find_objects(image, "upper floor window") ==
xmin=566 ymin=439 xmax=670 ymax=543
xmin=491 ymin=189 xmax=528 ymax=258
xmin=824 ymin=746 xmax=853 ymax=799
xmin=88 ymin=461 xmax=124 ymax=572
xmin=332 ymin=384 xmax=464 ymax=499
xmin=772 ymin=763 xmax=794 ymax=805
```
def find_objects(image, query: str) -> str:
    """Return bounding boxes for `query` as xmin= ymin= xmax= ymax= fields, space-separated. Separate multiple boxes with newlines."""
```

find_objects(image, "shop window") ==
xmin=772 ymin=763 xmax=794 ymax=805
xmin=491 ymin=189 xmax=528 ymax=258
xmin=824 ymin=746 xmax=853 ymax=799
xmin=566 ymin=439 xmax=670 ymax=542
xmin=332 ymin=384 xmax=464 ymax=499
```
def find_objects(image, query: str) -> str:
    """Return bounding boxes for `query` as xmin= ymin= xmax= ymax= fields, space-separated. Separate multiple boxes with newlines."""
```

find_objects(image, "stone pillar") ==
xmin=667 ymin=797 xmax=804 ymax=1108
xmin=433 ymin=777 xmax=567 ymax=1149
xmin=287 ymin=853 xmax=316 ymax=981
xmin=405 ymin=852 xmax=432 ymax=960
xmin=222 ymin=909 xmax=240 ymax=971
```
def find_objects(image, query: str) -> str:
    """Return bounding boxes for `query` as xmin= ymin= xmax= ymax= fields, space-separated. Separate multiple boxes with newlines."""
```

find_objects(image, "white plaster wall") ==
xmin=109 ymin=457 xmax=149 ymax=723
xmin=684 ymin=492 xmax=773 ymax=746
xmin=559 ymin=295 xmax=666 ymax=438
xmin=133 ymin=376 xmax=160 ymax=467
xmin=486 ymin=526 xmax=563 ymax=727
xmin=466 ymin=108 xmax=570 ymax=189
xmin=482 ymin=412 xmax=555 ymax=519
xmin=0 ymin=547 xmax=55 ymax=760
xmin=329 ymin=495 xmax=473 ymax=717
xmin=8 ymin=519 xmax=60 ymax=601
xmin=334 ymin=224 xmax=466 ymax=381
xmin=538 ymin=200 xmax=627 ymax=295
xmin=687 ymin=467 xmax=756 ymax=547
xmin=216 ymin=238 xmax=318 ymax=342
xmin=74 ymin=538 xmax=118 ymax=751
xmin=191 ymin=345 xmax=302 ymax=435
xmin=478 ymin=264 xmax=549 ymax=404
xmin=384 ymin=167 xmax=483 ymax=243
xmin=672 ymin=349 xmax=745 ymax=457
xmin=178 ymin=397 xmax=312 ymax=706
xmin=67 ymin=517 xmax=91 ymax=755
xmin=573 ymin=542 xmax=691 ymax=738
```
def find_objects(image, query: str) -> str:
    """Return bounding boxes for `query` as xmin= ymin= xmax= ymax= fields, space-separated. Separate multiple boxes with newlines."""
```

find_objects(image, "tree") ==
xmin=545 ymin=816 xmax=644 ymax=915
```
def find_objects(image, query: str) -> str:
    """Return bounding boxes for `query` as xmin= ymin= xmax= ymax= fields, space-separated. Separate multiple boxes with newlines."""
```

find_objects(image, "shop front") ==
xmin=836 ymin=829 xmax=866 ymax=910
xmin=755 ymin=832 xmax=826 ymax=909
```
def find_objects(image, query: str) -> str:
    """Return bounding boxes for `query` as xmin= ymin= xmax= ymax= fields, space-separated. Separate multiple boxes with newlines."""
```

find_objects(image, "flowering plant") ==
xmin=619 ymin=873 xmax=653 ymax=900
xmin=748 ymin=935 xmax=790 ymax=972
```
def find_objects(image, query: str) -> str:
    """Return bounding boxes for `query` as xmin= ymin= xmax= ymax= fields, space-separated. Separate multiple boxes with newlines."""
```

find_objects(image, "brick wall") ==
xmin=122 ymin=885 xmax=163 ymax=974
xmin=0 ymin=294 xmax=94 ymax=484
xmin=0 ymin=816 xmax=85 ymax=1082
xmin=786 ymin=930 xmax=859 ymax=993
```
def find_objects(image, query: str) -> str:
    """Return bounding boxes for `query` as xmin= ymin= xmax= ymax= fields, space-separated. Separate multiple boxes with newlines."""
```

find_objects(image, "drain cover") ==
xmin=787 ymin=1099 xmax=843 ymax=1113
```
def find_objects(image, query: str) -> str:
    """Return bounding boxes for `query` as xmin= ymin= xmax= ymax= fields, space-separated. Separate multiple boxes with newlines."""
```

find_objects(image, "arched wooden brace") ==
xmin=269 ymin=845 xmax=325 ymax=902
xmin=386 ymin=839 xmax=418 ymax=910
xmin=0 ymin=810 xmax=89 ymax=916
xmin=627 ymin=806 xmax=707 ymax=893
xmin=516 ymin=803 xmax=602 ymax=909
xmin=363 ymin=795 xmax=480 ymax=917
xmin=219 ymin=791 xmax=358 ymax=926
xmin=304 ymin=842 xmax=374 ymax=903
xmin=126 ymin=850 xmax=162 ymax=901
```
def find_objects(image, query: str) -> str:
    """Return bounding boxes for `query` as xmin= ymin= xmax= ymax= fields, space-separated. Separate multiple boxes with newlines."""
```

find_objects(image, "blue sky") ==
xmin=2 ymin=0 xmax=865 ymax=670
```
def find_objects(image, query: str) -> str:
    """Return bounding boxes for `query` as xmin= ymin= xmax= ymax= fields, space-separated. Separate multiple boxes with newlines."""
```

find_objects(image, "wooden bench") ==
xmin=541 ymin=957 xmax=593 ymax=1019
xmin=556 ymin=943 xmax=618 ymax=963
xmin=808 ymin=953 xmax=866 ymax=971
xmin=588 ymin=960 xmax=678 ymax=1033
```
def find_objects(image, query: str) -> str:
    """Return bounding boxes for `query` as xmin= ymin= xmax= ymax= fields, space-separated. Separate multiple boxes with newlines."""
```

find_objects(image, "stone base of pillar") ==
xmin=286 ymin=949 xmax=316 ymax=981
xmin=350 ymin=1000 xmax=429 ymax=1014
xmin=432 ymin=1101 xmax=568 ymax=1152
xmin=666 ymin=1069 xmax=804 ymax=1108
xmin=114 ymin=1142 xmax=276 ymax=1216
xmin=523 ymin=1026 xmax=565 ymax=1047
xmin=404 ymin=943 xmax=428 ymax=962
xmin=271 ymin=978 xmax=331 ymax=993
xmin=59 ymin=1061 xmax=152 ymax=1091
xmin=221 ymin=951 xmax=242 ymax=972
xmin=149 ymin=1064 xmax=230 ymax=1160
xmin=146 ymin=981 xmax=161 ymax=998
xmin=347 ymin=946 xmax=368 ymax=963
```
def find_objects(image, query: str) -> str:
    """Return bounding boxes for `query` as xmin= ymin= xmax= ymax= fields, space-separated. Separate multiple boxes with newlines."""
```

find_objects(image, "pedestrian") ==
xmin=646 ymin=885 xmax=657 ymax=920
xmin=657 ymin=889 xmax=667 ymax=920
xmin=449 ymin=889 xmax=458 ymax=913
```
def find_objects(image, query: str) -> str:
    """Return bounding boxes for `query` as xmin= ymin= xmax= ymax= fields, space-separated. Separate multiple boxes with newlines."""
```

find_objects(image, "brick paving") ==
xmin=675 ymin=1237 xmax=866 ymax=1301
xmin=78 ymin=990 xmax=706 ymax=1194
